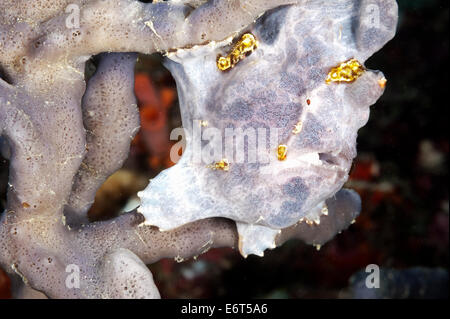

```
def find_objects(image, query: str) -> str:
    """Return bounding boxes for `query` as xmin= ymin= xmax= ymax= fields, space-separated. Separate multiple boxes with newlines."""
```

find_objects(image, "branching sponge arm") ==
xmin=67 ymin=53 xmax=140 ymax=222
xmin=28 ymin=0 xmax=301 ymax=63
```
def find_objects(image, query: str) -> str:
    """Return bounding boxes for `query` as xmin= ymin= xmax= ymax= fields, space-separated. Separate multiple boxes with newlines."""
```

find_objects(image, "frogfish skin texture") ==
xmin=138 ymin=0 xmax=398 ymax=257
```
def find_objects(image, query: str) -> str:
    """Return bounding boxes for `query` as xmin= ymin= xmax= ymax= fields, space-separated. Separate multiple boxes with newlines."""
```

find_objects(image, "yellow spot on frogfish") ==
xmin=217 ymin=33 xmax=257 ymax=71
xmin=378 ymin=77 xmax=387 ymax=88
xmin=326 ymin=58 xmax=365 ymax=84
xmin=208 ymin=159 xmax=230 ymax=171
xmin=277 ymin=145 xmax=287 ymax=161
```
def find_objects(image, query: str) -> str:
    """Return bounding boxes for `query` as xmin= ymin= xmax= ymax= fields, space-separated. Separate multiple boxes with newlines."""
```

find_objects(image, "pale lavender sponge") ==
xmin=0 ymin=0 xmax=397 ymax=298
